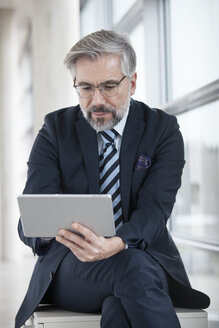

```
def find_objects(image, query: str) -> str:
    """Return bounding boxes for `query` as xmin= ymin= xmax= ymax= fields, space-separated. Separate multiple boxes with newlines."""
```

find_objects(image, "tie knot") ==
xmin=99 ymin=129 xmax=117 ymax=145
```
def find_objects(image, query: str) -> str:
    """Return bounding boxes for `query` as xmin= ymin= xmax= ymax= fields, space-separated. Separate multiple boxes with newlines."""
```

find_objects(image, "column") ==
xmin=0 ymin=8 xmax=20 ymax=260
xmin=32 ymin=0 xmax=80 ymax=134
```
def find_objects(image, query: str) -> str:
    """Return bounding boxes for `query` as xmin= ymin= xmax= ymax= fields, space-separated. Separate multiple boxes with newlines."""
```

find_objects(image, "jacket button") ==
xmin=50 ymin=271 xmax=54 ymax=279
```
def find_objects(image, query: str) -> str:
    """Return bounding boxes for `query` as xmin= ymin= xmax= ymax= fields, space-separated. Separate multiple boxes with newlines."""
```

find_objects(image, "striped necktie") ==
xmin=99 ymin=129 xmax=123 ymax=230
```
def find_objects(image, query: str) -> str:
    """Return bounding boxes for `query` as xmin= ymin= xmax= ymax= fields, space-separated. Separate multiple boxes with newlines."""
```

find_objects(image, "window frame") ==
xmin=163 ymin=0 xmax=219 ymax=254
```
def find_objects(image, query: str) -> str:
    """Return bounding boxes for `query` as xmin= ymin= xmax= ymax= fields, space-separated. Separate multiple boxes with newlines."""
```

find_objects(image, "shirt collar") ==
xmin=112 ymin=105 xmax=130 ymax=137
xmin=95 ymin=103 xmax=130 ymax=137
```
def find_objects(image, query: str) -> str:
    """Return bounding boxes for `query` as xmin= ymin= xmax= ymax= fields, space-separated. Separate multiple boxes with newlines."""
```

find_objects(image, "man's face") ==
xmin=74 ymin=54 xmax=137 ymax=131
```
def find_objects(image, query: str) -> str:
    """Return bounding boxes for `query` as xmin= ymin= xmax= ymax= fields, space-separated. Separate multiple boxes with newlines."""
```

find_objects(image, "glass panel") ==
xmin=80 ymin=0 xmax=97 ymax=37
xmin=173 ymin=101 xmax=219 ymax=243
xmin=169 ymin=0 xmax=219 ymax=99
xmin=129 ymin=22 xmax=147 ymax=103
xmin=177 ymin=245 xmax=219 ymax=325
xmin=112 ymin=0 xmax=136 ymax=25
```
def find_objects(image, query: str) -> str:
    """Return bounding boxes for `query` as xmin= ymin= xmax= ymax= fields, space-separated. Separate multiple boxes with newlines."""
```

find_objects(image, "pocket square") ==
xmin=135 ymin=155 xmax=151 ymax=171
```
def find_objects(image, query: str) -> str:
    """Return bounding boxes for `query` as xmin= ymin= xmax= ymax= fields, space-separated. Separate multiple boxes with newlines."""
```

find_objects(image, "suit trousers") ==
xmin=47 ymin=248 xmax=181 ymax=328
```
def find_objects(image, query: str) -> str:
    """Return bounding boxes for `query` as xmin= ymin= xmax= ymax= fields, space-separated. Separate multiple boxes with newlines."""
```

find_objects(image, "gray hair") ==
xmin=64 ymin=29 xmax=136 ymax=78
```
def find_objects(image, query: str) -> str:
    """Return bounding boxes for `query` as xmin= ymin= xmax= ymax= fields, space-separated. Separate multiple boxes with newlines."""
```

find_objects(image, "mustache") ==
xmin=87 ymin=106 xmax=115 ymax=114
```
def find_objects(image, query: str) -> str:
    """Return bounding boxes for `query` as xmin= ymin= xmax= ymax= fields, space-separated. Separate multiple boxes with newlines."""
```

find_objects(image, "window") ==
xmin=80 ymin=0 xmax=112 ymax=37
xmin=178 ymin=245 xmax=219 ymax=322
xmin=129 ymin=22 xmax=147 ymax=103
xmin=165 ymin=1 xmax=219 ymax=325
xmin=173 ymin=100 xmax=219 ymax=243
xmin=112 ymin=0 xmax=136 ymax=25
xmin=80 ymin=0 xmax=98 ymax=37
xmin=169 ymin=0 xmax=219 ymax=99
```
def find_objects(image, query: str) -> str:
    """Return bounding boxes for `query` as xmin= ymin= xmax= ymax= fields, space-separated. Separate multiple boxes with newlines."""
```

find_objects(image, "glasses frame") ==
xmin=73 ymin=75 xmax=127 ymax=98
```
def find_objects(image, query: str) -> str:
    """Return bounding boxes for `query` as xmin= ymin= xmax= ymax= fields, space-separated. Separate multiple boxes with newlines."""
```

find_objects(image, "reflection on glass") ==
xmin=173 ymin=101 xmax=219 ymax=243
xmin=169 ymin=0 xmax=219 ymax=99
xmin=112 ymin=0 xmax=136 ymax=25
xmin=178 ymin=246 xmax=219 ymax=322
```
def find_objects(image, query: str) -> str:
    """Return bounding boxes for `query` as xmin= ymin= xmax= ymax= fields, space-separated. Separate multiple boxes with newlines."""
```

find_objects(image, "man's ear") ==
xmin=130 ymin=72 xmax=137 ymax=96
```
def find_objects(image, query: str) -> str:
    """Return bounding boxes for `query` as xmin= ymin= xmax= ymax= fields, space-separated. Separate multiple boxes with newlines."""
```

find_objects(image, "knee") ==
xmin=112 ymin=249 xmax=160 ymax=287
xmin=102 ymin=296 xmax=122 ymax=314
xmin=114 ymin=248 xmax=146 ymax=272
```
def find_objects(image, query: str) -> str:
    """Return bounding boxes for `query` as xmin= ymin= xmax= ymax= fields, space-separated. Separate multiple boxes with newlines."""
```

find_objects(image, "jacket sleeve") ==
xmin=18 ymin=113 xmax=61 ymax=255
xmin=116 ymin=115 xmax=185 ymax=250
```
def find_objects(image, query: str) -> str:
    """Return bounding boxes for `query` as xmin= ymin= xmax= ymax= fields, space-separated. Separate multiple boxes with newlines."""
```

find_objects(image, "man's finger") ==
xmin=58 ymin=229 xmax=90 ymax=249
xmin=56 ymin=235 xmax=78 ymax=251
xmin=71 ymin=223 xmax=99 ymax=244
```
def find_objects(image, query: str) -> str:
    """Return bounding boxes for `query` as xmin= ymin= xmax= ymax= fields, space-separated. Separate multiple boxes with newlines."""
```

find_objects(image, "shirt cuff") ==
xmin=39 ymin=237 xmax=53 ymax=246
xmin=125 ymin=243 xmax=137 ymax=249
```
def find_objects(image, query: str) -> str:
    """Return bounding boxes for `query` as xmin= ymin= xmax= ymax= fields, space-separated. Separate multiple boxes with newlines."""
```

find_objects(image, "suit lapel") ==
xmin=120 ymin=102 xmax=145 ymax=220
xmin=75 ymin=116 xmax=100 ymax=194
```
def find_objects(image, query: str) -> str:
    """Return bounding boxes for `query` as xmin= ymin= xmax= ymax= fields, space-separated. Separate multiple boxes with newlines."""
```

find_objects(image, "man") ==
xmin=15 ymin=30 xmax=210 ymax=328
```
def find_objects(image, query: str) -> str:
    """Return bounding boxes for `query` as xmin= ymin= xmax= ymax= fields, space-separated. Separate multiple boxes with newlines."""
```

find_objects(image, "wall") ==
xmin=0 ymin=0 xmax=80 ymax=260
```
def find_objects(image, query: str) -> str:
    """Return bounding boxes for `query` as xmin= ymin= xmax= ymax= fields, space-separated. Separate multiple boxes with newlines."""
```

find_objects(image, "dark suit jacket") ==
xmin=15 ymin=99 xmax=210 ymax=328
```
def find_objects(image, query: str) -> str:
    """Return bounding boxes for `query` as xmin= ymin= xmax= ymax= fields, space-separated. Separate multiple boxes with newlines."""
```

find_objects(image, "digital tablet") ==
xmin=17 ymin=194 xmax=116 ymax=237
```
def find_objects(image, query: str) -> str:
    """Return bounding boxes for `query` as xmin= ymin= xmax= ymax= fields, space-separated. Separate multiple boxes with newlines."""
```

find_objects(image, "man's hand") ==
xmin=56 ymin=223 xmax=126 ymax=262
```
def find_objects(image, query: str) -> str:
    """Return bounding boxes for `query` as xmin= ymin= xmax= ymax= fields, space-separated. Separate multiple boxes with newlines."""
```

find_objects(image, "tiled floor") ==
xmin=0 ymin=258 xmax=36 ymax=328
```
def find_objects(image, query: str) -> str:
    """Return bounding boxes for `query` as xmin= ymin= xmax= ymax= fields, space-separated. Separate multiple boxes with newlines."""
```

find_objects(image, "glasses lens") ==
xmin=101 ymin=84 xmax=118 ymax=97
xmin=77 ymin=86 xmax=93 ymax=98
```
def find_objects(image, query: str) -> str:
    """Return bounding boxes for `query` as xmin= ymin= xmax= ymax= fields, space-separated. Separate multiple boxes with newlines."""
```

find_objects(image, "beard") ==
xmin=80 ymin=96 xmax=131 ymax=132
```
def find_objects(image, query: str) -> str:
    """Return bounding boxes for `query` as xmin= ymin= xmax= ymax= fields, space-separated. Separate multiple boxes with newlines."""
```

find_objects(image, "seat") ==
xmin=23 ymin=305 xmax=208 ymax=328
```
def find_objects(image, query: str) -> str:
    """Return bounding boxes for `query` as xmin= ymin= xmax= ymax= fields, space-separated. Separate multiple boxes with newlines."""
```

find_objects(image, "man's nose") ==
xmin=90 ymin=88 xmax=106 ymax=106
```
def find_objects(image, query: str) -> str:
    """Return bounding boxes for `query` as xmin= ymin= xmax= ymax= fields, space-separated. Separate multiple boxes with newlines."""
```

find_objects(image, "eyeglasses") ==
xmin=74 ymin=76 xmax=127 ymax=99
